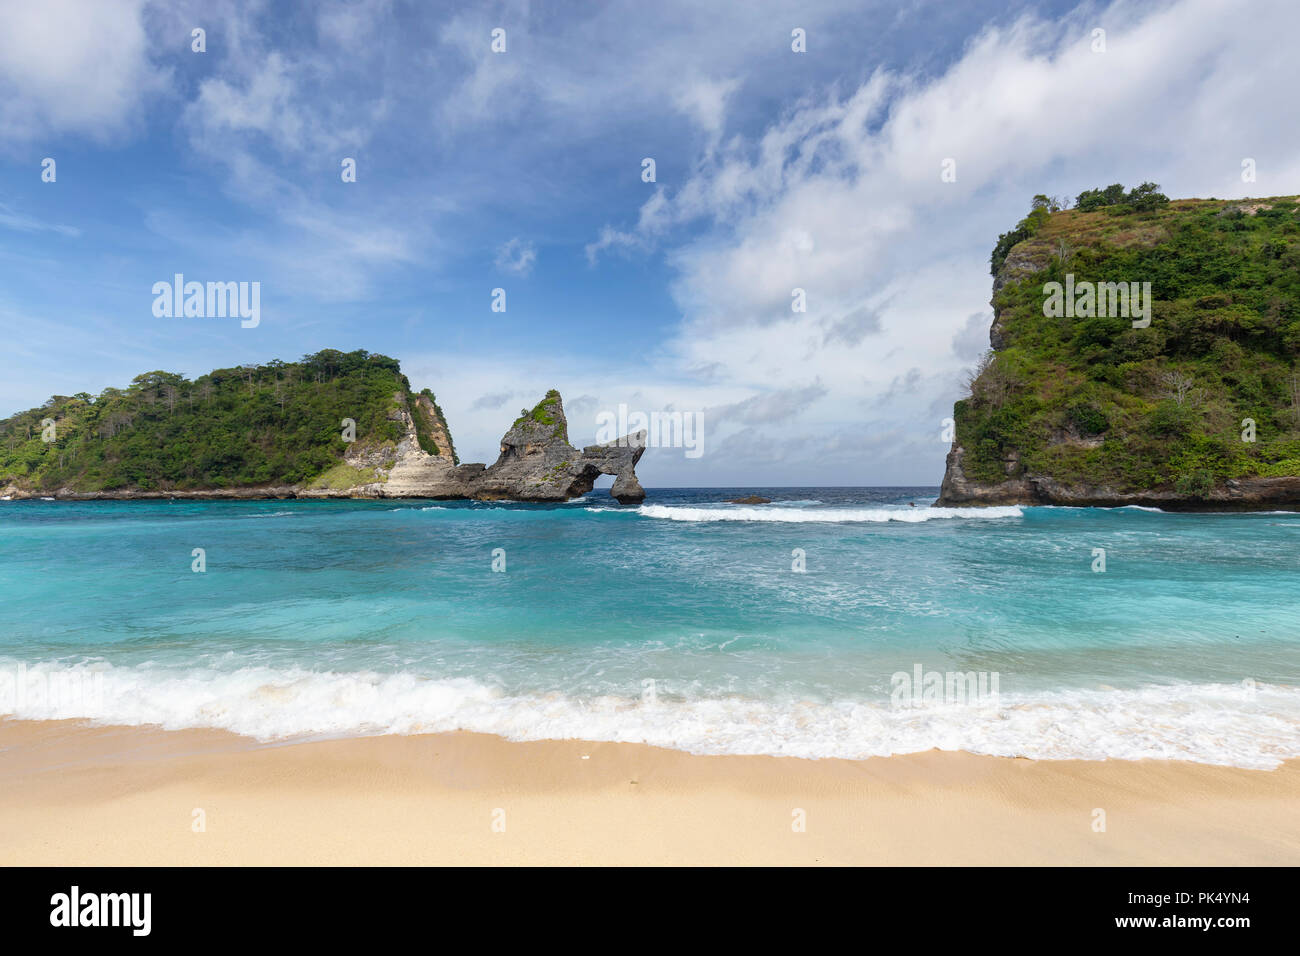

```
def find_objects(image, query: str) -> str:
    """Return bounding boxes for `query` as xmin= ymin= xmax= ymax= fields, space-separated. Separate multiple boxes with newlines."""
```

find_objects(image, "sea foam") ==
xmin=2 ymin=658 xmax=1295 ymax=768
xmin=636 ymin=504 xmax=1024 ymax=523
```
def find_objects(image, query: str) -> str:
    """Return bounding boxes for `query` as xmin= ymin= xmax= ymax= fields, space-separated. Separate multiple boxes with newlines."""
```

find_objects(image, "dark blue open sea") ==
xmin=2 ymin=487 xmax=1299 ymax=767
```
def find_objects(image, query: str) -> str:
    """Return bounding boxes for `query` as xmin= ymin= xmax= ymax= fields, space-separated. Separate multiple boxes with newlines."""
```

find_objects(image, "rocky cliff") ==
xmin=938 ymin=442 xmax=1300 ymax=510
xmin=937 ymin=191 xmax=1300 ymax=511
xmin=0 ymin=350 xmax=647 ymax=504
xmin=374 ymin=389 xmax=646 ymax=503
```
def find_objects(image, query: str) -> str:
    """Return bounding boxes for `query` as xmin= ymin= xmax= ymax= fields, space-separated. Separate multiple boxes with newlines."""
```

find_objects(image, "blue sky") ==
xmin=2 ymin=0 xmax=1297 ymax=486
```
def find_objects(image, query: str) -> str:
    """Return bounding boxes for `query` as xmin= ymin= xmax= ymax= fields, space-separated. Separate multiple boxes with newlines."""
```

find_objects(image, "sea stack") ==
xmin=467 ymin=390 xmax=647 ymax=503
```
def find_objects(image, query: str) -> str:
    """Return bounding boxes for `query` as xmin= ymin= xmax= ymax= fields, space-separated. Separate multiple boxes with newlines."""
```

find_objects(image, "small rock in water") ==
xmin=727 ymin=495 xmax=771 ymax=504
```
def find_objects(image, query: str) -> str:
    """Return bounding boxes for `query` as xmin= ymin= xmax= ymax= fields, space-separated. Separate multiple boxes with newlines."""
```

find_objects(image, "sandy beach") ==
xmin=1 ymin=718 xmax=1296 ymax=866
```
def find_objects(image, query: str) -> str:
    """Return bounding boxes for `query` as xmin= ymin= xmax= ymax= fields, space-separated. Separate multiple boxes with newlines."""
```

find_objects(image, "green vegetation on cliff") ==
xmin=0 ymin=349 xmax=414 ymax=492
xmin=412 ymin=387 xmax=459 ymax=464
xmin=512 ymin=389 xmax=568 ymax=441
xmin=958 ymin=192 xmax=1300 ymax=497
xmin=989 ymin=184 xmax=1171 ymax=275
xmin=409 ymin=394 xmax=441 ymax=458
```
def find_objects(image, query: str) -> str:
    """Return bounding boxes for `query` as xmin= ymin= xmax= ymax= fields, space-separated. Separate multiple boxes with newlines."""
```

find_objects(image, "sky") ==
xmin=2 ymin=0 xmax=1298 ymax=487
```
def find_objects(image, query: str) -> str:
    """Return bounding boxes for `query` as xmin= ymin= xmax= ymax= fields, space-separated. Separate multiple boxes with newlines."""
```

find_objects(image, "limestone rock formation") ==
xmin=16 ymin=381 xmax=647 ymax=504
xmin=936 ymin=193 xmax=1300 ymax=511
xmin=380 ymin=389 xmax=646 ymax=503
xmin=938 ymin=440 xmax=1300 ymax=511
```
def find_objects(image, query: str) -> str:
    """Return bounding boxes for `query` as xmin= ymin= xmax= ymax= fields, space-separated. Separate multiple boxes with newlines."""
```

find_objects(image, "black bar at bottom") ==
xmin=0 ymin=865 xmax=1284 ymax=942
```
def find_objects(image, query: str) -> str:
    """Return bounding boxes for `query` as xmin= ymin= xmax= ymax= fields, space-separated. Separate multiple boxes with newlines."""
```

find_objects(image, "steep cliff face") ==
xmin=469 ymin=391 xmax=645 ymax=501
xmin=379 ymin=390 xmax=646 ymax=503
xmin=937 ymin=193 xmax=1300 ymax=511
xmin=938 ymin=441 xmax=1300 ymax=510
xmin=1 ymin=350 xmax=647 ymax=503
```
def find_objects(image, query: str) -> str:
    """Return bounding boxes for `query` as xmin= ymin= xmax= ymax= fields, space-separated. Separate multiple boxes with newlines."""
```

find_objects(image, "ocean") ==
xmin=2 ymin=488 xmax=1298 ymax=768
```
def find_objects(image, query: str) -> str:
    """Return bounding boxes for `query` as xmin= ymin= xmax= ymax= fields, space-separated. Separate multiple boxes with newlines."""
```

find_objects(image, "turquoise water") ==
xmin=2 ymin=488 xmax=1299 ymax=767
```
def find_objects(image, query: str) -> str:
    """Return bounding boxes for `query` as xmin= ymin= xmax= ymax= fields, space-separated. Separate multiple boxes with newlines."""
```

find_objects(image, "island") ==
xmin=0 ymin=350 xmax=646 ymax=503
xmin=938 ymin=186 xmax=1300 ymax=510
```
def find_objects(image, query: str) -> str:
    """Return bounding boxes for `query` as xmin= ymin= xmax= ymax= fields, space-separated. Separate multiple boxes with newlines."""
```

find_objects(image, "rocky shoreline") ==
xmin=937 ymin=443 xmax=1300 ymax=511
xmin=934 ymin=201 xmax=1300 ymax=514
xmin=3 ymin=390 xmax=648 ymax=505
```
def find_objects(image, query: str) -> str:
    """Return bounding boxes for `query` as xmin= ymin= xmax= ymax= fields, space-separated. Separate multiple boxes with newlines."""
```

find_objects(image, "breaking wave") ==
xmin=636 ymin=504 xmax=1024 ymax=523
xmin=1 ymin=659 xmax=1295 ymax=768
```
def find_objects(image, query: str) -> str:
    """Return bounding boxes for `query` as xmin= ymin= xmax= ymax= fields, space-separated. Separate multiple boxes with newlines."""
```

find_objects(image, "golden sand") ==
xmin=1 ymin=718 xmax=1296 ymax=865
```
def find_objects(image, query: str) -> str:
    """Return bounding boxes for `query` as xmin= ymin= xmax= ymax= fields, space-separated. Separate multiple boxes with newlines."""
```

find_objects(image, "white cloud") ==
xmin=951 ymin=311 xmax=991 ymax=360
xmin=190 ymin=53 xmax=307 ymax=153
xmin=580 ymin=0 xmax=1300 ymax=484
xmin=166 ymin=5 xmax=427 ymax=301
xmin=708 ymin=384 xmax=828 ymax=427
xmin=672 ymin=76 xmax=742 ymax=137
xmin=10 ymin=0 xmax=1300 ymax=487
xmin=494 ymin=238 xmax=537 ymax=276
xmin=0 ymin=0 xmax=169 ymax=145
xmin=431 ymin=0 xmax=877 ymax=141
